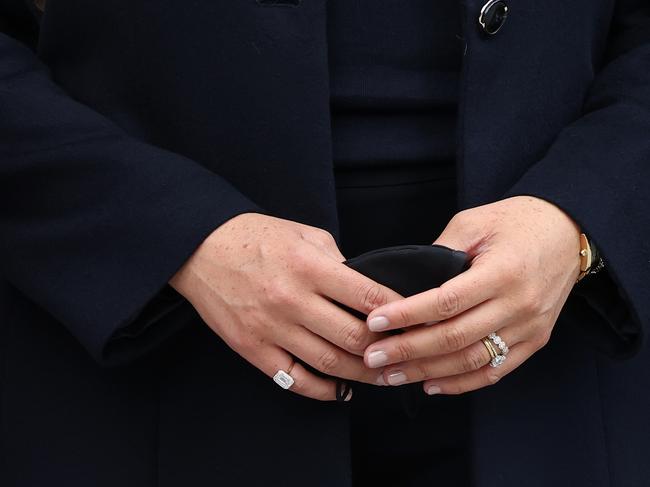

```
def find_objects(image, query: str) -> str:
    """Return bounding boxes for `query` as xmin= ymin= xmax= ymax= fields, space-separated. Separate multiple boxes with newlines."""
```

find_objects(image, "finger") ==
xmin=422 ymin=342 xmax=538 ymax=396
xmin=240 ymin=343 xmax=346 ymax=401
xmin=298 ymin=294 xmax=386 ymax=356
xmin=364 ymin=259 xmax=500 ymax=332
xmin=364 ymin=298 xmax=513 ymax=368
xmin=377 ymin=326 xmax=521 ymax=386
xmin=316 ymin=261 xmax=404 ymax=317
xmin=279 ymin=325 xmax=384 ymax=386
xmin=293 ymin=223 xmax=347 ymax=262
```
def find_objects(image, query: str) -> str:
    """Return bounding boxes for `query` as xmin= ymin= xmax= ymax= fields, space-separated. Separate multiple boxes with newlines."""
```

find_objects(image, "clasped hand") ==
xmin=170 ymin=196 xmax=582 ymax=401
xmin=364 ymin=195 xmax=582 ymax=395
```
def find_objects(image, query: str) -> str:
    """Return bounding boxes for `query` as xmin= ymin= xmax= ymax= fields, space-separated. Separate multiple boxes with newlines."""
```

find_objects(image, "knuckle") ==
xmin=225 ymin=319 xmax=260 ymax=354
xmin=289 ymin=375 xmax=308 ymax=395
xmin=535 ymin=329 xmax=552 ymax=349
xmin=354 ymin=282 xmax=388 ymax=314
xmin=396 ymin=340 xmax=416 ymax=362
xmin=516 ymin=283 xmax=541 ymax=311
xmin=436 ymin=288 xmax=462 ymax=319
xmin=520 ymin=293 xmax=544 ymax=316
xmin=450 ymin=210 xmax=471 ymax=227
xmin=257 ymin=240 xmax=278 ymax=260
xmin=291 ymin=244 xmax=317 ymax=276
xmin=228 ymin=331 xmax=252 ymax=355
xmin=320 ymin=393 xmax=335 ymax=402
xmin=486 ymin=370 xmax=502 ymax=385
xmin=396 ymin=306 xmax=412 ymax=327
xmin=499 ymin=261 xmax=522 ymax=285
xmin=316 ymin=349 xmax=341 ymax=375
xmin=414 ymin=361 xmax=432 ymax=381
xmin=315 ymin=228 xmax=337 ymax=247
xmin=461 ymin=349 xmax=488 ymax=373
xmin=265 ymin=283 xmax=294 ymax=308
xmin=286 ymin=373 xmax=332 ymax=402
xmin=315 ymin=385 xmax=333 ymax=402
xmin=440 ymin=326 xmax=467 ymax=352
xmin=339 ymin=321 xmax=367 ymax=353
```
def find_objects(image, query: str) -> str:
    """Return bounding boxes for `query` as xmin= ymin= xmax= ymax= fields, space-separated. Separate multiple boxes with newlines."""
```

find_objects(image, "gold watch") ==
xmin=577 ymin=233 xmax=605 ymax=283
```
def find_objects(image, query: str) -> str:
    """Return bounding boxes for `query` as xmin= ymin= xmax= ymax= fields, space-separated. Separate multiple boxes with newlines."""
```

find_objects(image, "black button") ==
xmin=479 ymin=0 xmax=508 ymax=35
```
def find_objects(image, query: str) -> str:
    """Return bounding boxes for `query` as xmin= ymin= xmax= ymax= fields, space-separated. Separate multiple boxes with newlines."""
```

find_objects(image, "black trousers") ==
xmin=335 ymin=164 xmax=472 ymax=487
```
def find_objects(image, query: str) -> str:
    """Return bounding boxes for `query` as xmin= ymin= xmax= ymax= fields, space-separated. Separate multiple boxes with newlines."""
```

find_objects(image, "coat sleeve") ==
xmin=0 ymin=29 xmax=266 ymax=366
xmin=503 ymin=0 xmax=650 ymax=359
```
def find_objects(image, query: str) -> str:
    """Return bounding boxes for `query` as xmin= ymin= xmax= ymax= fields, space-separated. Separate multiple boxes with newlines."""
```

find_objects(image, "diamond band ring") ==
xmin=482 ymin=332 xmax=509 ymax=368
xmin=488 ymin=332 xmax=509 ymax=355
xmin=273 ymin=362 xmax=296 ymax=390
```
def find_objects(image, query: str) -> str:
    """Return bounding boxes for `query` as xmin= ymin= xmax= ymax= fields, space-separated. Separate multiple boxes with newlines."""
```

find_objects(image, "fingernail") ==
xmin=344 ymin=388 xmax=354 ymax=401
xmin=387 ymin=371 xmax=407 ymax=386
xmin=375 ymin=374 xmax=387 ymax=386
xmin=426 ymin=385 xmax=441 ymax=395
xmin=368 ymin=316 xmax=390 ymax=332
xmin=367 ymin=350 xmax=388 ymax=368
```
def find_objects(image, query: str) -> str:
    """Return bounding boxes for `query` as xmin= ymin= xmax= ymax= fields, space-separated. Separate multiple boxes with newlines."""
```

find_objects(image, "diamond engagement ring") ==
xmin=273 ymin=362 xmax=296 ymax=390
xmin=482 ymin=332 xmax=509 ymax=368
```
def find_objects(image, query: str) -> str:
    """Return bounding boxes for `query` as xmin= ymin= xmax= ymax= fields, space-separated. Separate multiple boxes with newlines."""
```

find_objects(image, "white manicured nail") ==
xmin=426 ymin=385 xmax=441 ymax=395
xmin=367 ymin=350 xmax=388 ymax=368
xmin=344 ymin=388 xmax=353 ymax=401
xmin=387 ymin=371 xmax=407 ymax=386
xmin=368 ymin=316 xmax=390 ymax=331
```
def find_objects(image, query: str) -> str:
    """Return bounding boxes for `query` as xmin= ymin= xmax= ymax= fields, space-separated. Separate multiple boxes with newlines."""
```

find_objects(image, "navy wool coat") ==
xmin=1 ymin=0 xmax=650 ymax=486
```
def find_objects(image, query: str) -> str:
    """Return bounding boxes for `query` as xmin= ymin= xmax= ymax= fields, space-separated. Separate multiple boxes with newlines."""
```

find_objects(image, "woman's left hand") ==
xmin=363 ymin=195 xmax=583 ymax=395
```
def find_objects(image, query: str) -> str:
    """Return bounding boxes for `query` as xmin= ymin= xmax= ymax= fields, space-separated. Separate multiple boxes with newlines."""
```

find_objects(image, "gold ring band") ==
xmin=286 ymin=361 xmax=296 ymax=375
xmin=482 ymin=338 xmax=498 ymax=360
xmin=483 ymin=333 xmax=508 ymax=368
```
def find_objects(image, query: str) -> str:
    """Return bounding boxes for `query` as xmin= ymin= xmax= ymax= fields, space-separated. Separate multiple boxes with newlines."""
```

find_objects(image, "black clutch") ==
xmin=343 ymin=244 xmax=469 ymax=299
xmin=339 ymin=244 xmax=470 ymax=411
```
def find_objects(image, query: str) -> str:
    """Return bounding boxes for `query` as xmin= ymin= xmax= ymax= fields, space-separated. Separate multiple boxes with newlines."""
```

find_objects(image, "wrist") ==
xmin=168 ymin=231 xmax=216 ymax=301
xmin=169 ymin=257 xmax=196 ymax=300
xmin=168 ymin=212 xmax=258 ymax=299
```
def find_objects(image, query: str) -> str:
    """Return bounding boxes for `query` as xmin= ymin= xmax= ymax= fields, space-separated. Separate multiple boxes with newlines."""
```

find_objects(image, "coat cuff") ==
xmin=503 ymin=179 xmax=644 ymax=359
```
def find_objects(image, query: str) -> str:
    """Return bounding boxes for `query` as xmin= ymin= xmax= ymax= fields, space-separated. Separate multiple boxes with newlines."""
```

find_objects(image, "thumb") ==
xmin=431 ymin=212 xmax=484 ymax=259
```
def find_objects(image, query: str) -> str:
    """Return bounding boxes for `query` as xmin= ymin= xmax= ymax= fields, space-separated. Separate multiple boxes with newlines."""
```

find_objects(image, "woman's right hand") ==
xmin=169 ymin=212 xmax=403 ymax=401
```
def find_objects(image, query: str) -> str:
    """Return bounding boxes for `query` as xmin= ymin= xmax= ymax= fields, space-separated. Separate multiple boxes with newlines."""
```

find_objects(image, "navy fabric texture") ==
xmin=328 ymin=0 xmax=461 ymax=258
xmin=0 ymin=32 xmax=265 ymax=365
xmin=0 ymin=1 xmax=649 ymax=486
xmin=328 ymin=0 xmax=462 ymax=171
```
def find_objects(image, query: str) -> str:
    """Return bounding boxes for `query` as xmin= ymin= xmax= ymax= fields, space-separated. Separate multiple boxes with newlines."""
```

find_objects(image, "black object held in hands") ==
xmin=338 ymin=244 xmax=470 ymax=415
